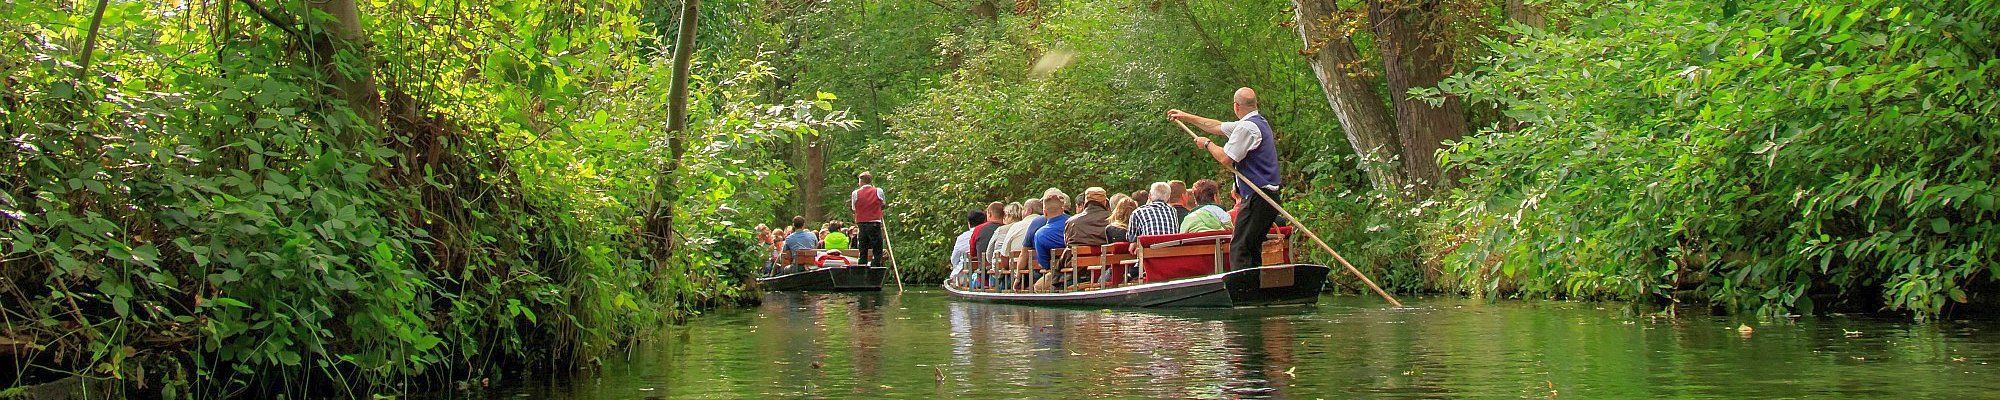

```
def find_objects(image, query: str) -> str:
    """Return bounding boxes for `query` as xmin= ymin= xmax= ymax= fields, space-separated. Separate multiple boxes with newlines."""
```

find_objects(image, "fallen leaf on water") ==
xmin=880 ymin=385 xmax=894 ymax=389
xmin=1843 ymin=329 xmax=1863 ymax=337
xmin=1069 ymin=350 xmax=1083 ymax=356
xmin=1283 ymin=367 xmax=1296 ymax=377
xmin=1737 ymin=324 xmax=1755 ymax=334
xmin=1953 ymin=357 xmax=1968 ymax=362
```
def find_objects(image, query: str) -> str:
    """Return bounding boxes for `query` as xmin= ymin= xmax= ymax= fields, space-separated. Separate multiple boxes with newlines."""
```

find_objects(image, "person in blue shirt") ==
xmin=1032 ymin=193 xmax=1072 ymax=274
xmin=781 ymin=216 xmax=821 ymax=274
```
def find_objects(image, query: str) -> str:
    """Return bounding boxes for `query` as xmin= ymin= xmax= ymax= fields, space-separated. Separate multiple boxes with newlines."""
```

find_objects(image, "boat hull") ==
xmin=757 ymin=266 xmax=887 ymax=292
xmin=944 ymin=264 xmax=1329 ymax=308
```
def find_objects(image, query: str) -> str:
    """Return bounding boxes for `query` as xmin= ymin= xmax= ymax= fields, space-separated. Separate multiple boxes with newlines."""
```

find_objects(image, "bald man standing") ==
xmin=1166 ymin=87 xmax=1282 ymax=271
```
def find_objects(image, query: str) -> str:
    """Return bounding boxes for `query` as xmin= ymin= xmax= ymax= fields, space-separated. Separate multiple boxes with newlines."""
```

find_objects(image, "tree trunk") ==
xmin=1367 ymin=0 xmax=1467 ymax=195
xmin=1290 ymin=0 xmax=1405 ymax=192
xmin=647 ymin=0 xmax=699 ymax=263
xmin=1504 ymin=0 xmax=1545 ymax=30
xmin=306 ymin=0 xmax=382 ymax=131
xmin=802 ymin=137 xmax=826 ymax=222
xmin=1504 ymin=0 xmax=1545 ymax=43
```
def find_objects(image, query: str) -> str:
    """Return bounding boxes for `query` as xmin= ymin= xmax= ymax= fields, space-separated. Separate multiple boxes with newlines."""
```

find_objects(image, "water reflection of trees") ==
xmin=943 ymin=302 xmax=1313 ymax=398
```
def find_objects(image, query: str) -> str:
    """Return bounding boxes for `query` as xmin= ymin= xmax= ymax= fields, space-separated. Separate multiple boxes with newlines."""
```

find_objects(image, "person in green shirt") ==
xmin=1179 ymin=179 xmax=1233 ymax=233
xmin=822 ymin=221 xmax=851 ymax=249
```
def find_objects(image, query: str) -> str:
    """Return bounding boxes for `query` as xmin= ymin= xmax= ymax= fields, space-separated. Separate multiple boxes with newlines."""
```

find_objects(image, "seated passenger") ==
xmin=1180 ymin=179 xmax=1233 ymax=232
xmin=1104 ymin=194 xmax=1137 ymax=244
xmin=1006 ymin=199 xmax=1044 ymax=255
xmin=1126 ymin=182 xmax=1181 ymax=240
xmin=984 ymin=202 xmax=1024 ymax=289
xmin=1032 ymin=192 xmax=1071 ymax=272
xmin=1065 ymin=187 xmax=1112 ymax=247
xmin=1169 ymin=180 xmax=1192 ymax=220
xmin=782 ymin=216 xmax=820 ymax=274
xmin=822 ymin=221 xmax=850 ymax=250
xmin=949 ymin=210 xmax=985 ymax=287
xmin=970 ymin=202 xmax=1005 ymax=267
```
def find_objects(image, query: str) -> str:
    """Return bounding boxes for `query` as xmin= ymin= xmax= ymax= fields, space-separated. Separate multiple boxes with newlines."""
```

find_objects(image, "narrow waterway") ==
xmin=470 ymin=291 xmax=1999 ymax=398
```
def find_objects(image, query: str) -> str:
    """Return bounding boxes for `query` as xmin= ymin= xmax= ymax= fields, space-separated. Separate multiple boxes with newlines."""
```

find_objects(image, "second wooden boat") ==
xmin=757 ymin=265 xmax=888 ymax=292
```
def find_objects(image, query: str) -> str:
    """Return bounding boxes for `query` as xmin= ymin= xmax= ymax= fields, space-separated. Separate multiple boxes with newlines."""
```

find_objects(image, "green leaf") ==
xmin=209 ymin=297 xmax=250 ymax=308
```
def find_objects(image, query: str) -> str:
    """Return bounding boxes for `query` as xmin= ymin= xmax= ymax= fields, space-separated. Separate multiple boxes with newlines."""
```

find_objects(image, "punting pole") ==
xmin=1173 ymin=119 xmax=1404 ymax=307
xmin=882 ymin=219 xmax=906 ymax=294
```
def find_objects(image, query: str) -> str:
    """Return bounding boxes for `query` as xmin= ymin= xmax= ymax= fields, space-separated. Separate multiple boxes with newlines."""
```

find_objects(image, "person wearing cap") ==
xmin=1065 ymin=187 xmax=1113 ymax=247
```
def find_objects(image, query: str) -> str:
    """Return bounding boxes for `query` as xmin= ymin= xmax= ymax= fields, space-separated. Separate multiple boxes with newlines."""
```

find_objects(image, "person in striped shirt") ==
xmin=1125 ymin=182 xmax=1181 ymax=241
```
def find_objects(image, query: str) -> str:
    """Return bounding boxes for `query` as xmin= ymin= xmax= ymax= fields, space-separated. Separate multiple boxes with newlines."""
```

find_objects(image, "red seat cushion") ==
xmin=1129 ymin=226 xmax=1295 ymax=281
xmin=1134 ymin=230 xmax=1231 ymax=247
xmin=1104 ymin=242 xmax=1133 ymax=255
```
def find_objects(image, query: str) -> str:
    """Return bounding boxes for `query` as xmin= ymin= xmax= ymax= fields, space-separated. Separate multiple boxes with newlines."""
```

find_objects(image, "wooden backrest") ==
xmin=790 ymin=249 xmax=817 ymax=266
xmin=1072 ymin=246 xmax=1104 ymax=268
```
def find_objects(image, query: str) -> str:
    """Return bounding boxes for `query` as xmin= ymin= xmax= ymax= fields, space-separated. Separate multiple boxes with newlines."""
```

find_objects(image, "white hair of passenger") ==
xmin=1148 ymin=182 xmax=1170 ymax=202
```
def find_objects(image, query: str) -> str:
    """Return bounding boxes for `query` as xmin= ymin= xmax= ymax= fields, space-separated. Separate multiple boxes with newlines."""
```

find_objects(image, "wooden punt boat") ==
xmin=944 ymin=227 xmax=1328 ymax=308
xmin=756 ymin=249 xmax=887 ymax=292
xmin=945 ymin=263 xmax=1328 ymax=307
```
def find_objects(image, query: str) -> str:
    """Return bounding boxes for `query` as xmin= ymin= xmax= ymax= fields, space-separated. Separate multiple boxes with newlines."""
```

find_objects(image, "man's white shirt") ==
xmin=1216 ymin=110 xmax=1263 ymax=163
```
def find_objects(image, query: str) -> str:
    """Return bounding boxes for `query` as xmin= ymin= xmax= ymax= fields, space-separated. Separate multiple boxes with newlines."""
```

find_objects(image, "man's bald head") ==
xmin=1232 ymin=87 xmax=1258 ymax=117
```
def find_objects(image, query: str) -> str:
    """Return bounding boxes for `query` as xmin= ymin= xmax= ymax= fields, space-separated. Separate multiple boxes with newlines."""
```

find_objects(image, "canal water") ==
xmin=473 ymin=290 xmax=1999 ymax=398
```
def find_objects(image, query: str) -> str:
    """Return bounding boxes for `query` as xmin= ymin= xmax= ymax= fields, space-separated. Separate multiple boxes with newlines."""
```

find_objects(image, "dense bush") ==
xmin=0 ymin=0 xmax=841 ymax=395
xmin=1435 ymin=0 xmax=1998 ymax=316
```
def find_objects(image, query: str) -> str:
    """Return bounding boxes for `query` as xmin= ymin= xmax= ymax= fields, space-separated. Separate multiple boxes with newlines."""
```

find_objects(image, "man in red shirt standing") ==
xmin=851 ymin=172 xmax=888 ymax=267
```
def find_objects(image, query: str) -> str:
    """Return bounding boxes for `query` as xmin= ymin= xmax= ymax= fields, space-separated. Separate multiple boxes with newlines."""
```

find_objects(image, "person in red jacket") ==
xmin=851 ymin=172 xmax=888 ymax=267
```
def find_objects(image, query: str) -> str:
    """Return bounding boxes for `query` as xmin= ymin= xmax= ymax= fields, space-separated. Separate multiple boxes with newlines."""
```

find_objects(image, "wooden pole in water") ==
xmin=881 ymin=219 xmax=906 ymax=294
xmin=1173 ymin=119 xmax=1403 ymax=307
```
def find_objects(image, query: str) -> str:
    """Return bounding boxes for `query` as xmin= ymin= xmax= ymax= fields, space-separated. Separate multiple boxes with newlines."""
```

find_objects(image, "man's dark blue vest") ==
xmin=1237 ymin=113 xmax=1281 ymax=196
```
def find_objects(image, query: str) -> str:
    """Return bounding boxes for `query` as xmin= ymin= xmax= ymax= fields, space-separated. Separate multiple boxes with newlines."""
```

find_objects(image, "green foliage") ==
xmin=840 ymin=0 xmax=1361 ymax=280
xmin=1 ymin=0 xmax=842 ymax=395
xmin=1435 ymin=0 xmax=1999 ymax=317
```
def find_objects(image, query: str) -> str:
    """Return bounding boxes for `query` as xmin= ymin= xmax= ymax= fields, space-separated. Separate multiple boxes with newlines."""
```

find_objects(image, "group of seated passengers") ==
xmin=950 ymin=179 xmax=1240 ymax=290
xmin=758 ymin=216 xmax=862 ymax=276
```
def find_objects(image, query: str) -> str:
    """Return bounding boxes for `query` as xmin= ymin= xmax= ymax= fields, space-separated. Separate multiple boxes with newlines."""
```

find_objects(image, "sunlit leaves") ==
xmin=1435 ymin=0 xmax=1999 ymax=318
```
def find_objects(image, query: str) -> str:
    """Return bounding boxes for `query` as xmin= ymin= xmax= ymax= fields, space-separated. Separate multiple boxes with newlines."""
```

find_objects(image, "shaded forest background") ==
xmin=1 ymin=0 xmax=1994 ymax=397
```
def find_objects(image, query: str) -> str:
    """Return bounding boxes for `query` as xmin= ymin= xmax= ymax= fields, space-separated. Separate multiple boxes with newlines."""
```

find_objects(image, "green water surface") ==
xmin=469 ymin=290 xmax=1999 ymax=398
